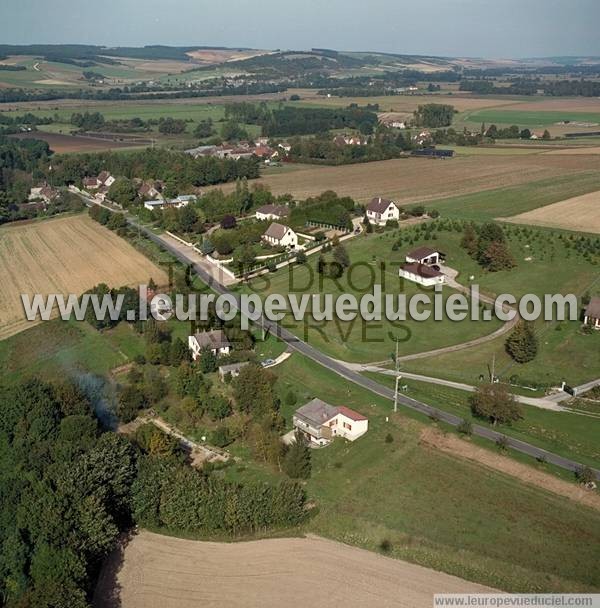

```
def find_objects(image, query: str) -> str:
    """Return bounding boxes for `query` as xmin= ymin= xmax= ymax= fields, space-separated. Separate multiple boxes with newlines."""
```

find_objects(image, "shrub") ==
xmin=384 ymin=433 xmax=394 ymax=444
xmin=457 ymin=419 xmax=473 ymax=436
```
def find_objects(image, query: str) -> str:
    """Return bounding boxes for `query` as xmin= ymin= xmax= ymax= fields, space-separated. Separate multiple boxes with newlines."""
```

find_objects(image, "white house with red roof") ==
xmin=292 ymin=398 xmax=369 ymax=446
xmin=366 ymin=197 xmax=401 ymax=226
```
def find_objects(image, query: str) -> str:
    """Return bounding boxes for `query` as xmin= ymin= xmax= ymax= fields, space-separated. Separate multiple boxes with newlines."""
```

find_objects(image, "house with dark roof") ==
xmin=399 ymin=262 xmax=445 ymax=287
xmin=188 ymin=330 xmax=231 ymax=360
xmin=405 ymin=246 xmax=443 ymax=266
xmin=584 ymin=297 xmax=600 ymax=329
xmin=366 ymin=197 xmax=401 ymax=226
xmin=262 ymin=222 xmax=298 ymax=248
xmin=292 ymin=398 xmax=369 ymax=446
xmin=255 ymin=204 xmax=290 ymax=221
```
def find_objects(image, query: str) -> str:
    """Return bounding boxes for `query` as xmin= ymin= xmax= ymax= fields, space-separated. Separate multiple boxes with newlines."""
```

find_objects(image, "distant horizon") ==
xmin=1 ymin=0 xmax=598 ymax=59
xmin=1 ymin=42 xmax=600 ymax=63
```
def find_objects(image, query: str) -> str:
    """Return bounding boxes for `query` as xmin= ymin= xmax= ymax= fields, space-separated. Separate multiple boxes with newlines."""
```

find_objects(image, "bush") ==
xmin=384 ymin=433 xmax=394 ymax=443
xmin=457 ymin=419 xmax=473 ymax=436
xmin=211 ymin=426 xmax=232 ymax=448
xmin=496 ymin=436 xmax=509 ymax=451
xmin=576 ymin=466 xmax=596 ymax=485
xmin=379 ymin=538 xmax=393 ymax=553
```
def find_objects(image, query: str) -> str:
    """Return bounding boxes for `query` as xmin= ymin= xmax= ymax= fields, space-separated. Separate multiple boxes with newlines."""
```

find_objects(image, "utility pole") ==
xmin=393 ymin=339 xmax=401 ymax=413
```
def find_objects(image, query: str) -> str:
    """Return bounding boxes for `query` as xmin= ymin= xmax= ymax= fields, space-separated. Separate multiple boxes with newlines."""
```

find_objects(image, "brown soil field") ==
xmin=420 ymin=428 xmax=600 ymax=512
xmin=9 ymin=131 xmax=142 ymax=153
xmin=504 ymin=189 xmax=600 ymax=234
xmin=232 ymin=154 xmax=600 ymax=204
xmin=0 ymin=214 xmax=168 ymax=340
xmin=93 ymin=531 xmax=494 ymax=608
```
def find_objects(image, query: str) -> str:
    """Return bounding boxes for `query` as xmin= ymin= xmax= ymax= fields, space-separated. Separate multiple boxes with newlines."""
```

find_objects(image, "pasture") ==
xmin=0 ymin=214 xmax=167 ymax=339
xmin=10 ymin=131 xmax=146 ymax=153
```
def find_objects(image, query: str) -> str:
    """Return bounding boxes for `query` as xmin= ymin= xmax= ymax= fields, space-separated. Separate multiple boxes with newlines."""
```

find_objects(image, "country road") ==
xmin=77 ymin=193 xmax=600 ymax=480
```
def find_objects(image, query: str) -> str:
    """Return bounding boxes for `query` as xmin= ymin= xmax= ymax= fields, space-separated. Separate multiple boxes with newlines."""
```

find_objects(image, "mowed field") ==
xmin=0 ymin=215 xmax=168 ymax=339
xmin=505 ymin=189 xmax=600 ymax=233
xmin=94 ymin=532 xmax=494 ymax=608
xmin=240 ymin=153 xmax=600 ymax=204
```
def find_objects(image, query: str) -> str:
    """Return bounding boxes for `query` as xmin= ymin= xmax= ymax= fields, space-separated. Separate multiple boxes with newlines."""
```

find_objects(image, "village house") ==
xmin=83 ymin=171 xmax=115 ymax=191
xmin=405 ymin=246 xmax=444 ymax=266
xmin=143 ymin=194 xmax=196 ymax=211
xmin=218 ymin=361 xmax=250 ymax=382
xmin=292 ymin=398 xmax=369 ymax=447
xmin=255 ymin=204 xmax=290 ymax=221
xmin=333 ymin=134 xmax=367 ymax=146
xmin=29 ymin=185 xmax=58 ymax=203
xmin=137 ymin=181 xmax=164 ymax=200
xmin=366 ymin=197 xmax=401 ymax=226
xmin=584 ymin=297 xmax=600 ymax=329
xmin=262 ymin=222 xmax=298 ymax=248
xmin=399 ymin=262 xmax=445 ymax=287
xmin=188 ymin=330 xmax=232 ymax=360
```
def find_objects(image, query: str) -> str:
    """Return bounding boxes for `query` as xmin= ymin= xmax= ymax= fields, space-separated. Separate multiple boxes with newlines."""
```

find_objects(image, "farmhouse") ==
xmin=138 ymin=181 xmax=163 ymax=199
xmin=405 ymin=246 xmax=443 ymax=266
xmin=366 ymin=197 xmax=401 ymax=226
xmin=255 ymin=204 xmax=290 ymax=221
xmin=399 ymin=263 xmax=445 ymax=287
xmin=188 ymin=330 xmax=231 ymax=360
xmin=583 ymin=297 xmax=600 ymax=329
xmin=292 ymin=398 xmax=369 ymax=447
xmin=83 ymin=171 xmax=115 ymax=190
xmin=218 ymin=361 xmax=250 ymax=381
xmin=262 ymin=223 xmax=298 ymax=248
xmin=29 ymin=185 xmax=58 ymax=203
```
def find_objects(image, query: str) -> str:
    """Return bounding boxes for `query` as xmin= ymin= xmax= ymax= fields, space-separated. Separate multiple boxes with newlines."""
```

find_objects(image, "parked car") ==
xmin=261 ymin=358 xmax=275 ymax=367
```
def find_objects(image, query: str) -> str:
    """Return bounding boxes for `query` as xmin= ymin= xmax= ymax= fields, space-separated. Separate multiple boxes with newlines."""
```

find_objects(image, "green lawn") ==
xmin=261 ymin=354 xmax=600 ymax=592
xmin=243 ymin=231 xmax=503 ymax=363
xmin=366 ymin=372 xmax=600 ymax=470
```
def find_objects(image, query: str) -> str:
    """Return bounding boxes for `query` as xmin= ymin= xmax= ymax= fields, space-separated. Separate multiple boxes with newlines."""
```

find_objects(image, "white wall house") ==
xmin=188 ymin=330 xmax=231 ymax=360
xmin=399 ymin=263 xmax=445 ymax=287
xmin=262 ymin=223 xmax=298 ymax=248
xmin=255 ymin=204 xmax=290 ymax=221
xmin=405 ymin=246 xmax=442 ymax=266
xmin=292 ymin=399 xmax=369 ymax=447
xmin=584 ymin=297 xmax=600 ymax=329
xmin=366 ymin=197 xmax=401 ymax=226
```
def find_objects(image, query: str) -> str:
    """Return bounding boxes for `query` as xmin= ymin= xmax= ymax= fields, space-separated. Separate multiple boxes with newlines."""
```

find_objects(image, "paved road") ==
xmin=79 ymin=194 xmax=600 ymax=480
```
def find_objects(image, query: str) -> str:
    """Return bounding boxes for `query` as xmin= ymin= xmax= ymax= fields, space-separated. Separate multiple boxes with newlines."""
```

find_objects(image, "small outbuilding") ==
xmin=584 ymin=297 xmax=600 ymax=329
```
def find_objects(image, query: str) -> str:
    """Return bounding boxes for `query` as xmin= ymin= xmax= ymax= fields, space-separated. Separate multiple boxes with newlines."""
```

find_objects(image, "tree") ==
xmin=178 ymin=205 xmax=198 ymax=233
xmin=542 ymin=129 xmax=551 ymax=140
xmin=470 ymin=383 xmax=523 ymax=426
xmin=198 ymin=347 xmax=217 ymax=373
xmin=220 ymin=214 xmax=237 ymax=229
xmin=505 ymin=321 xmax=538 ymax=363
xmin=333 ymin=243 xmax=350 ymax=268
xmin=460 ymin=223 xmax=478 ymax=256
xmin=282 ymin=434 xmax=312 ymax=479
xmin=221 ymin=121 xmax=249 ymax=141
xmin=194 ymin=119 xmax=215 ymax=139
xmin=479 ymin=240 xmax=516 ymax=272
xmin=118 ymin=385 xmax=147 ymax=423
xmin=107 ymin=177 xmax=137 ymax=208
xmin=296 ymin=251 xmax=307 ymax=264
xmin=232 ymin=364 xmax=277 ymax=417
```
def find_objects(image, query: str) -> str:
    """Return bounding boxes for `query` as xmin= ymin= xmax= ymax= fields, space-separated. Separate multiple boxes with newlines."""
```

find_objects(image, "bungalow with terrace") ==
xmin=292 ymin=398 xmax=369 ymax=447
xmin=366 ymin=197 xmax=401 ymax=226
xmin=188 ymin=329 xmax=231 ymax=360
xmin=584 ymin=297 xmax=600 ymax=329
xmin=262 ymin=223 xmax=298 ymax=248
xmin=255 ymin=204 xmax=290 ymax=221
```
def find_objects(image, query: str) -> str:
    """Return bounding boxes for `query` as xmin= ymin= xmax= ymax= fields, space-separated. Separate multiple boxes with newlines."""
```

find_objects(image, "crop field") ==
xmin=0 ymin=214 xmax=168 ymax=339
xmin=10 ymin=131 xmax=146 ymax=153
xmin=505 ymin=190 xmax=600 ymax=233
xmin=94 ymin=532 xmax=494 ymax=608
xmin=239 ymin=153 xmax=600 ymax=205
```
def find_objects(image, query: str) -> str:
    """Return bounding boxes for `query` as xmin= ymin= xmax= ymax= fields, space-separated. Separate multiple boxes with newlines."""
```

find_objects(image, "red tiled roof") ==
xmin=336 ymin=406 xmax=368 ymax=421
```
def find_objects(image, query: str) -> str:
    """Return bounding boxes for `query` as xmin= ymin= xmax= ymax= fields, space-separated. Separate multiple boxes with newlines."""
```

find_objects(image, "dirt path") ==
xmin=420 ymin=427 xmax=600 ymax=512
xmin=94 ymin=531 xmax=495 ymax=608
